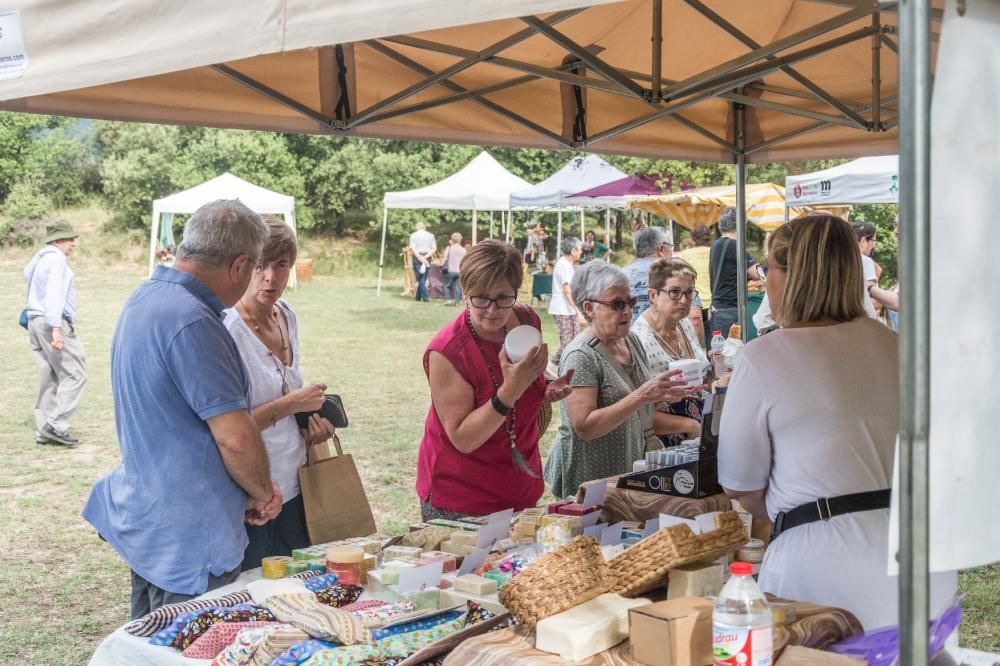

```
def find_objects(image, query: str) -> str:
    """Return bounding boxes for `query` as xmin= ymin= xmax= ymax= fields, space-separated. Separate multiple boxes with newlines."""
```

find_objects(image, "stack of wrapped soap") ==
xmin=511 ymin=508 xmax=545 ymax=542
xmin=440 ymin=529 xmax=479 ymax=556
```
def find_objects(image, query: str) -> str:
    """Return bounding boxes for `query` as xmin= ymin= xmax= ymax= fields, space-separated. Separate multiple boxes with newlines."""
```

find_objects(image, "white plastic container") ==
xmin=669 ymin=358 xmax=706 ymax=389
xmin=712 ymin=561 xmax=773 ymax=666
xmin=710 ymin=330 xmax=726 ymax=378
xmin=504 ymin=325 xmax=542 ymax=362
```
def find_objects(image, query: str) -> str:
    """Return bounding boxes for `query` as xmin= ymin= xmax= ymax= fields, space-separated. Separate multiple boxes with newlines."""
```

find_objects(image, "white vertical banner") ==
xmin=888 ymin=0 xmax=1000 ymax=574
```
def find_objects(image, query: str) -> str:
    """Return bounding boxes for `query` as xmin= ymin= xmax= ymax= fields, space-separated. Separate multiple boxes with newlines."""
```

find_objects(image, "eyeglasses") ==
xmin=658 ymin=288 xmax=699 ymax=302
xmin=469 ymin=294 xmax=517 ymax=309
xmin=659 ymin=242 xmax=674 ymax=249
xmin=589 ymin=297 xmax=638 ymax=312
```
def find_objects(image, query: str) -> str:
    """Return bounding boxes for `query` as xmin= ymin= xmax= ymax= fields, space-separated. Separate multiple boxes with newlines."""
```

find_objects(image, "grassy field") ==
xmin=0 ymin=227 xmax=996 ymax=663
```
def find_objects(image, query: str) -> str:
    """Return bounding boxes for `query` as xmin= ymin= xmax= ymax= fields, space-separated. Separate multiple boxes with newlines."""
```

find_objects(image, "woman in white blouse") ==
xmin=224 ymin=217 xmax=336 ymax=570
xmin=631 ymin=257 xmax=707 ymax=445
xmin=718 ymin=214 xmax=955 ymax=629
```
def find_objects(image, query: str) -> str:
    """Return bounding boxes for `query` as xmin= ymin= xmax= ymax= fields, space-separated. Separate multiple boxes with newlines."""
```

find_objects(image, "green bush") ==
xmin=4 ymin=180 xmax=52 ymax=221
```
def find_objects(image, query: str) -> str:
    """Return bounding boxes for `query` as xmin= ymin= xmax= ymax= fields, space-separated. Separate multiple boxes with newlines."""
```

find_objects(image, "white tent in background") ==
xmin=785 ymin=155 xmax=899 ymax=207
xmin=509 ymin=155 xmax=626 ymax=247
xmin=377 ymin=151 xmax=532 ymax=295
xmin=149 ymin=172 xmax=298 ymax=283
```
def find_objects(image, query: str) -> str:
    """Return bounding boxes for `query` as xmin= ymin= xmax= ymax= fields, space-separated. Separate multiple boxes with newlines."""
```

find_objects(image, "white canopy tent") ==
xmin=377 ymin=151 xmax=531 ymax=295
xmin=149 ymin=172 xmax=298 ymax=284
xmin=509 ymin=155 xmax=626 ymax=249
xmin=785 ymin=155 xmax=899 ymax=207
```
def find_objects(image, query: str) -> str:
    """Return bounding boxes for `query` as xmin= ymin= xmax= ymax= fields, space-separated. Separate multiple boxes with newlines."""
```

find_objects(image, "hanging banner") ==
xmin=0 ymin=12 xmax=28 ymax=80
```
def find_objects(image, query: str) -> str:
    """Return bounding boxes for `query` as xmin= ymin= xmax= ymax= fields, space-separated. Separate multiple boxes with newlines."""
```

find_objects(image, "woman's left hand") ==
xmin=544 ymin=369 xmax=575 ymax=403
xmin=305 ymin=414 xmax=336 ymax=444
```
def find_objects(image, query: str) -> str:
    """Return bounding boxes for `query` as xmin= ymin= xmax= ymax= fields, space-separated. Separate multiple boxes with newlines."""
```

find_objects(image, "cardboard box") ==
xmin=775 ymin=646 xmax=865 ymax=665
xmin=629 ymin=597 xmax=713 ymax=666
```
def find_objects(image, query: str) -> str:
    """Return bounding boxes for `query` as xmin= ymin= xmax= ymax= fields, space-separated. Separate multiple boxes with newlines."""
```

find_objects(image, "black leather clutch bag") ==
xmin=295 ymin=394 xmax=348 ymax=429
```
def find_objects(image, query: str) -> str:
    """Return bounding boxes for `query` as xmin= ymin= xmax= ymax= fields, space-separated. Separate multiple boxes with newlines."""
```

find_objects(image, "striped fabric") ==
xmin=628 ymin=183 xmax=851 ymax=232
xmin=124 ymin=570 xmax=320 ymax=637
xmin=265 ymin=593 xmax=367 ymax=645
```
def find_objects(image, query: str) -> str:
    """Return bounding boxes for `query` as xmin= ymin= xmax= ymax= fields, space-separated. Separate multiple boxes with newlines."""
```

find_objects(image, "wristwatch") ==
xmin=491 ymin=392 xmax=512 ymax=416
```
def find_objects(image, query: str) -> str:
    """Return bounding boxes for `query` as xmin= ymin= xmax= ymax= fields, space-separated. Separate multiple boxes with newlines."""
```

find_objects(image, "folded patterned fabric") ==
xmin=299 ymin=616 xmax=467 ymax=666
xmin=313 ymin=584 xmax=363 ymax=609
xmin=270 ymin=638 xmax=340 ymax=666
xmin=248 ymin=626 xmax=313 ymax=666
xmin=340 ymin=600 xmax=386 ymax=613
xmin=211 ymin=624 xmax=292 ymax=666
xmin=304 ymin=574 xmax=340 ymax=593
xmin=170 ymin=607 xmax=278 ymax=650
xmin=369 ymin=609 xmax=464 ymax=642
xmin=463 ymin=601 xmax=495 ymax=626
xmin=181 ymin=621 xmax=282 ymax=659
xmin=129 ymin=593 xmax=254 ymax=637
xmin=352 ymin=601 xmax=417 ymax=628
xmin=149 ymin=605 xmax=255 ymax=646
xmin=125 ymin=570 xmax=320 ymax=638
xmin=265 ymin=593 xmax=367 ymax=645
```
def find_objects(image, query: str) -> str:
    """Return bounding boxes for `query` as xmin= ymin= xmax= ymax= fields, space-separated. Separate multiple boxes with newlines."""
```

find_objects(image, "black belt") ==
xmin=771 ymin=489 xmax=891 ymax=541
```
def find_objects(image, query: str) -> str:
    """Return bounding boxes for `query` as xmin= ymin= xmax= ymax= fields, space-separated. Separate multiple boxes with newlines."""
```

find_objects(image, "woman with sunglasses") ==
xmin=544 ymin=261 xmax=695 ymax=499
xmin=224 ymin=217 xmax=336 ymax=570
xmin=417 ymin=240 xmax=574 ymax=520
xmin=632 ymin=257 xmax=708 ymax=446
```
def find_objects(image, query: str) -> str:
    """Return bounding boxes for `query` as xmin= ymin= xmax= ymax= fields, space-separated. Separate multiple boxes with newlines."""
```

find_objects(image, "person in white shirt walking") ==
xmin=409 ymin=222 xmax=437 ymax=302
xmin=23 ymin=220 xmax=87 ymax=447
xmin=549 ymin=237 xmax=586 ymax=370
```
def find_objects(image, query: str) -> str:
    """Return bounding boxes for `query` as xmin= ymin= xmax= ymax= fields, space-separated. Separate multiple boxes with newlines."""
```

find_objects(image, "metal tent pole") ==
xmin=580 ymin=209 xmax=585 ymax=238
xmin=898 ymin=0 xmax=932 ymax=663
xmin=489 ymin=211 xmax=495 ymax=239
xmin=605 ymin=208 xmax=612 ymax=259
xmin=472 ymin=209 xmax=478 ymax=245
xmin=506 ymin=211 xmax=513 ymax=243
xmin=376 ymin=206 xmax=389 ymax=296
xmin=734 ymin=97 xmax=748 ymax=342
xmin=557 ymin=208 xmax=563 ymax=253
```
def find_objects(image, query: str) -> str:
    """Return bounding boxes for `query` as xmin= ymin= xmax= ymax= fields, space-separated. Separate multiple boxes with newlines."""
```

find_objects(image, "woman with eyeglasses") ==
xmin=224 ymin=217 xmax=336 ymax=570
xmin=417 ymin=240 xmax=574 ymax=520
xmin=632 ymin=257 xmax=708 ymax=446
xmin=544 ymin=261 xmax=695 ymax=499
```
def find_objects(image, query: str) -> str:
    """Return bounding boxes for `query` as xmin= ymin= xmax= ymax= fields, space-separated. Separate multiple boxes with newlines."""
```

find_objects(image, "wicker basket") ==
xmin=608 ymin=511 xmax=748 ymax=597
xmin=498 ymin=536 xmax=610 ymax=628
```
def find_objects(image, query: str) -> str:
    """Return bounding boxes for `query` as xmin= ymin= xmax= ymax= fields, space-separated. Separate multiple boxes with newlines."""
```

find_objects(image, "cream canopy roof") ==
xmin=0 ymin=0 xmax=941 ymax=163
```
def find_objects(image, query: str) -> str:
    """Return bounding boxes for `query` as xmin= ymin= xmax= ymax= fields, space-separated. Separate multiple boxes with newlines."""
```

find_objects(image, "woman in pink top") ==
xmin=417 ymin=240 xmax=573 ymax=518
xmin=441 ymin=232 xmax=466 ymax=306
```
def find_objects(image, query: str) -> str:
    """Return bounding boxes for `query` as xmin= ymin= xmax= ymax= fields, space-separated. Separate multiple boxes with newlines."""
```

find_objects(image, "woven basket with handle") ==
xmin=609 ymin=511 xmax=748 ymax=597
xmin=498 ymin=536 xmax=610 ymax=628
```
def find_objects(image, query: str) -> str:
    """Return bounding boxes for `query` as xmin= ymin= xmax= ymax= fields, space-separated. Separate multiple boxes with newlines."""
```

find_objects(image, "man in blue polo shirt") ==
xmin=83 ymin=200 xmax=283 ymax=619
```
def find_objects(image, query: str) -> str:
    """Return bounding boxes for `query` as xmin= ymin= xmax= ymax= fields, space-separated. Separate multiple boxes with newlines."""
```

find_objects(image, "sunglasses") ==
xmin=589 ymin=297 xmax=638 ymax=312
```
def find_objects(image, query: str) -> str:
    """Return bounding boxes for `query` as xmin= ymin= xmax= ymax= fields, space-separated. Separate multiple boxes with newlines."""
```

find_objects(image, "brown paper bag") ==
xmin=298 ymin=435 xmax=376 ymax=544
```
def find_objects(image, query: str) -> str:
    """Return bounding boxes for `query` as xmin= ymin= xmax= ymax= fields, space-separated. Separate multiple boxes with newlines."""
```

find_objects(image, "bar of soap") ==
xmin=536 ymin=593 xmax=652 ymax=661
xmin=379 ymin=560 xmax=417 ymax=585
xmin=453 ymin=574 xmax=497 ymax=595
xmin=440 ymin=539 xmax=477 ymax=556
xmin=450 ymin=530 xmax=480 ymax=547
xmin=667 ymin=562 xmax=724 ymax=599
xmin=555 ymin=502 xmax=599 ymax=517
xmin=383 ymin=545 xmax=423 ymax=561
xmin=419 ymin=552 xmax=457 ymax=572
xmin=326 ymin=545 xmax=365 ymax=563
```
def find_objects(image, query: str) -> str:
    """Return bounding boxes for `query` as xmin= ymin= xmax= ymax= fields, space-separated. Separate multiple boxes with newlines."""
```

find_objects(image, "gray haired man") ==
xmin=84 ymin=200 xmax=282 ymax=618
xmin=24 ymin=220 xmax=87 ymax=447
xmin=625 ymin=226 xmax=673 ymax=322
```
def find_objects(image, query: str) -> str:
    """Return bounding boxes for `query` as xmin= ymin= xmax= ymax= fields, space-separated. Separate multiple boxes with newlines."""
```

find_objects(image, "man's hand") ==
xmin=50 ymin=327 xmax=64 ymax=351
xmin=245 ymin=480 xmax=283 ymax=525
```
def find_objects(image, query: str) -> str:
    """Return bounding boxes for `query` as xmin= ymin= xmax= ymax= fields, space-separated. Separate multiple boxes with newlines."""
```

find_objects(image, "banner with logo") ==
xmin=785 ymin=155 xmax=898 ymax=207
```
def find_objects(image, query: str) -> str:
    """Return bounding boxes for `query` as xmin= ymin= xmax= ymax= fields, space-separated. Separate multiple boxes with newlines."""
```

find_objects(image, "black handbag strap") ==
xmin=771 ymin=489 xmax=891 ymax=541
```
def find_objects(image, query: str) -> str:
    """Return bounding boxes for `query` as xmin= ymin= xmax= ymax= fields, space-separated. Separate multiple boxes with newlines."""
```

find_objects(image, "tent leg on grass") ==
xmin=557 ymin=208 xmax=563 ymax=255
xmin=377 ymin=206 xmax=388 ymax=297
xmin=148 ymin=209 xmax=160 ymax=278
xmin=472 ymin=209 xmax=478 ymax=245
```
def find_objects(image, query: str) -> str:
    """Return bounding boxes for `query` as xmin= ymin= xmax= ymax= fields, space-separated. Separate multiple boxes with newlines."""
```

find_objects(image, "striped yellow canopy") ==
xmin=628 ymin=182 xmax=848 ymax=232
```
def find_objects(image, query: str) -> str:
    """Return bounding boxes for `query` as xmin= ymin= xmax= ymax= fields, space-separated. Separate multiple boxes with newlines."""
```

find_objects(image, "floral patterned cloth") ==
xmin=313 ymin=584 xmax=363 ymax=608
xmin=181 ymin=621 xmax=282 ymax=659
xmin=170 ymin=607 xmax=277 ymax=650
xmin=304 ymin=574 xmax=340 ymax=593
xmin=149 ymin=604 xmax=256 ymax=646
xmin=299 ymin=616 xmax=467 ymax=666
xmin=269 ymin=639 xmax=339 ymax=666
xmin=211 ymin=624 xmax=292 ymax=666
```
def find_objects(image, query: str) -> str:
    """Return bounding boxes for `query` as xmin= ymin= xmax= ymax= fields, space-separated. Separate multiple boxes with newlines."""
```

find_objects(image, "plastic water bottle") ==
xmin=710 ymin=330 xmax=726 ymax=378
xmin=712 ymin=561 xmax=773 ymax=666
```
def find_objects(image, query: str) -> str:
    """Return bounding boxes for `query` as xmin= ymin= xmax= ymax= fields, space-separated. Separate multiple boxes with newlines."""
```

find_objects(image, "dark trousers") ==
xmin=709 ymin=305 xmax=739 ymax=341
xmin=242 ymin=492 xmax=311 ymax=571
xmin=413 ymin=257 xmax=429 ymax=302
xmin=130 ymin=567 xmax=240 ymax=620
xmin=442 ymin=271 xmax=462 ymax=303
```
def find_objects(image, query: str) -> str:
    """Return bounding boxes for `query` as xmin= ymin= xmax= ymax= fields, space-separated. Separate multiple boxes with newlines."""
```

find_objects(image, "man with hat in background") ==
xmin=23 ymin=220 xmax=86 ymax=447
